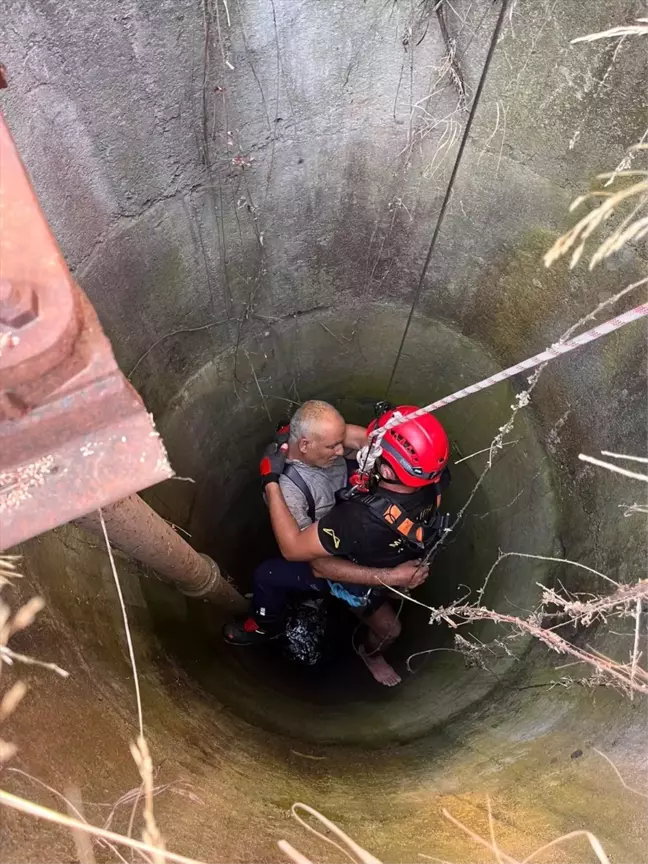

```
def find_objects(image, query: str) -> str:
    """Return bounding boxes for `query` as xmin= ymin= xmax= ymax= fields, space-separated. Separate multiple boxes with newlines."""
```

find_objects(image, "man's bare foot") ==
xmin=358 ymin=646 xmax=402 ymax=686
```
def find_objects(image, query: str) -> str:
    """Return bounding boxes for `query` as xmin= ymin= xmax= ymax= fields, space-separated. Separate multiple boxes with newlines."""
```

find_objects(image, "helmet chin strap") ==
xmin=369 ymin=457 xmax=408 ymax=490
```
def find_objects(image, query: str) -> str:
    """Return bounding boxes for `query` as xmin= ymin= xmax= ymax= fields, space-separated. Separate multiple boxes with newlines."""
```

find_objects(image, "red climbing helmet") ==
xmin=368 ymin=405 xmax=450 ymax=488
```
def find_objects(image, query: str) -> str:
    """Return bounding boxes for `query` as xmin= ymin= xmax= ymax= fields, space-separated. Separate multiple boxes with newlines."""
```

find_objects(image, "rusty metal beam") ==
xmin=76 ymin=495 xmax=245 ymax=612
xmin=0 ymin=113 xmax=174 ymax=549
xmin=0 ymin=114 xmax=245 ymax=613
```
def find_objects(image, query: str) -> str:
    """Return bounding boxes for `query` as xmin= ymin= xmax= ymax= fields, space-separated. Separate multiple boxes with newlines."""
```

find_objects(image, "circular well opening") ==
xmin=143 ymin=304 xmax=558 ymax=745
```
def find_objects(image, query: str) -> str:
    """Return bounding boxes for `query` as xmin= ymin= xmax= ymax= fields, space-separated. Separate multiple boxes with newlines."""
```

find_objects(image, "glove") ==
xmin=260 ymin=441 xmax=288 ymax=488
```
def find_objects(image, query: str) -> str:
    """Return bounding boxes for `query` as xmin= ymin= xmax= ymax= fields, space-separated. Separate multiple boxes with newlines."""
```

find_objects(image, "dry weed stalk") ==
xmin=543 ymin=165 xmax=648 ymax=271
xmin=579 ymin=452 xmax=648 ymax=483
xmin=387 ymin=552 xmax=648 ymax=697
xmin=571 ymin=19 xmax=648 ymax=43
xmin=130 ymin=736 xmax=166 ymax=863
xmin=545 ymin=22 xmax=648 ymax=270
xmin=0 ymin=790 xmax=208 ymax=864
xmin=278 ymin=801 xmax=615 ymax=864
xmin=425 ymin=597 xmax=647 ymax=696
xmin=0 ymin=555 xmax=68 ymax=763
xmin=619 ymin=501 xmax=648 ymax=517
xmin=66 ymin=786 xmax=96 ymax=864
xmin=0 ymin=538 xmax=185 ymax=864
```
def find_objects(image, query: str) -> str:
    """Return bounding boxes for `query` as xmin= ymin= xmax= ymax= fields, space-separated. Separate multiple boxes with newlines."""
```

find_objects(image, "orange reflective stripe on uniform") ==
xmin=397 ymin=518 xmax=414 ymax=536
xmin=383 ymin=504 xmax=402 ymax=524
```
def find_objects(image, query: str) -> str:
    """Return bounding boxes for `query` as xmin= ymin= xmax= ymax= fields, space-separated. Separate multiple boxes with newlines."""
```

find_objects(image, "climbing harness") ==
xmin=282 ymin=463 xmax=317 ymax=524
xmin=272 ymin=420 xmax=318 ymax=523
xmin=337 ymin=483 xmax=450 ymax=556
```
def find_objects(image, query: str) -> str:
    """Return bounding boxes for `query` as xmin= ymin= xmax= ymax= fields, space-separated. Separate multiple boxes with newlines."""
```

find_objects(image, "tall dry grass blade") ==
xmin=0 ymin=740 xmax=17 ymax=762
xmin=600 ymin=451 xmax=648 ymax=464
xmin=10 ymin=597 xmax=45 ymax=633
xmin=591 ymin=749 xmax=648 ymax=798
xmin=99 ymin=511 xmax=169 ymax=862
xmin=0 ymin=646 xmax=69 ymax=678
xmin=544 ymin=179 xmax=648 ymax=270
xmin=287 ymin=803 xmax=382 ymax=864
xmin=487 ymin=797 xmax=504 ymax=864
xmin=579 ymin=454 xmax=648 ymax=482
xmin=590 ymin=212 xmax=648 ymax=269
xmin=130 ymin=736 xmax=165 ymax=864
xmin=0 ymin=556 xmax=21 ymax=584
xmin=0 ymin=681 xmax=27 ymax=720
xmin=521 ymin=829 xmax=610 ymax=864
xmin=278 ymin=840 xmax=315 ymax=864
xmin=98 ymin=509 xmax=144 ymax=738
xmin=66 ymin=786 xmax=96 ymax=864
xmin=572 ymin=20 xmax=648 ymax=43
xmin=630 ymin=597 xmax=643 ymax=699
xmin=7 ymin=768 xmax=130 ymax=864
xmin=417 ymin=855 xmax=456 ymax=864
xmin=0 ymin=789 xmax=208 ymax=864
xmin=442 ymin=809 xmax=519 ymax=864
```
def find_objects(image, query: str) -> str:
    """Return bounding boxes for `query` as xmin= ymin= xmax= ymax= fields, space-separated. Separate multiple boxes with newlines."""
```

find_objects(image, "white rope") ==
xmin=361 ymin=303 xmax=648 ymax=475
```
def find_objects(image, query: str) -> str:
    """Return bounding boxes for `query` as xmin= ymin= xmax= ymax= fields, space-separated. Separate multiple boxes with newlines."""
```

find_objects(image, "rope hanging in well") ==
xmin=384 ymin=0 xmax=513 ymax=397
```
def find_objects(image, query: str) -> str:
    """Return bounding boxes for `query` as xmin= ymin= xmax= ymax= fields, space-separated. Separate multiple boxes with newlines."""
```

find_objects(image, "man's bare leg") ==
xmin=357 ymin=602 xmax=402 ymax=687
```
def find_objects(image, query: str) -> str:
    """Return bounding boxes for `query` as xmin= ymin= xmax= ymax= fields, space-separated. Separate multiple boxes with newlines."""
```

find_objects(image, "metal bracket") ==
xmin=0 ymin=114 xmax=174 ymax=550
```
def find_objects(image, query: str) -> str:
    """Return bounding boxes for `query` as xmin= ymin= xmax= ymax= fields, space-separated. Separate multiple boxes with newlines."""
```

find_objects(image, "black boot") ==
xmin=222 ymin=615 xmax=283 ymax=646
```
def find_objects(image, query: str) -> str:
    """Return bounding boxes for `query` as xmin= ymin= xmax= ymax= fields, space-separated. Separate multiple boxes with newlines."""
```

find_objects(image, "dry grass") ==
xmin=579 ymin=452 xmax=648 ymax=483
xmin=0 ymin=545 xmax=199 ymax=864
xmin=546 ymin=21 xmax=648 ymax=271
xmin=0 ymin=791 xmax=208 ymax=864
xmin=278 ymin=801 xmax=616 ymax=864
xmin=571 ymin=19 xmax=648 ymax=43
xmin=543 ymin=164 xmax=648 ymax=271
xmin=384 ymin=569 xmax=648 ymax=697
xmin=0 ymin=556 xmax=66 ymax=763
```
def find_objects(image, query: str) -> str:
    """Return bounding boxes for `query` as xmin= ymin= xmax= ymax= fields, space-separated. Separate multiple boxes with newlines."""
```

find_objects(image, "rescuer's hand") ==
xmin=387 ymin=559 xmax=429 ymax=589
xmin=275 ymin=422 xmax=290 ymax=448
xmin=260 ymin=441 xmax=288 ymax=488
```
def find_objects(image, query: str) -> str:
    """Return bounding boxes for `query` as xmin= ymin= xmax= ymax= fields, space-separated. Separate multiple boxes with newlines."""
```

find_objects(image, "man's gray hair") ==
xmin=289 ymin=400 xmax=343 ymax=442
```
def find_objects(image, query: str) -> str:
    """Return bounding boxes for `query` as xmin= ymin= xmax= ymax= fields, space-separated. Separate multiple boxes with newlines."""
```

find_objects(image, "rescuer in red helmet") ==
xmin=256 ymin=405 xmax=451 ymax=686
xmin=364 ymin=405 xmax=450 ymax=489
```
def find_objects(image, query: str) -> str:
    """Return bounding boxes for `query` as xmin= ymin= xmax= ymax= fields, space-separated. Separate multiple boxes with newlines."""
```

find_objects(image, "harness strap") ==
xmin=361 ymin=494 xmax=426 ymax=548
xmin=282 ymin=464 xmax=317 ymax=524
xmin=340 ymin=486 xmax=445 ymax=551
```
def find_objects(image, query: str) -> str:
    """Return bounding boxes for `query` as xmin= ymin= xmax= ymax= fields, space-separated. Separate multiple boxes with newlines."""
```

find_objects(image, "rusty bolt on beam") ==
xmin=0 ymin=278 xmax=39 ymax=328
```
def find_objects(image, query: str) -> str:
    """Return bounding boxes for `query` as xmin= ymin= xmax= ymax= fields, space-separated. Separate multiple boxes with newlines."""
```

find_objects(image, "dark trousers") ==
xmin=252 ymin=557 xmax=324 ymax=620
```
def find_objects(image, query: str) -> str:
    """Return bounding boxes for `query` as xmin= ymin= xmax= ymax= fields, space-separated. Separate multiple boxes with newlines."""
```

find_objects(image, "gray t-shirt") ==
xmin=279 ymin=457 xmax=348 ymax=529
